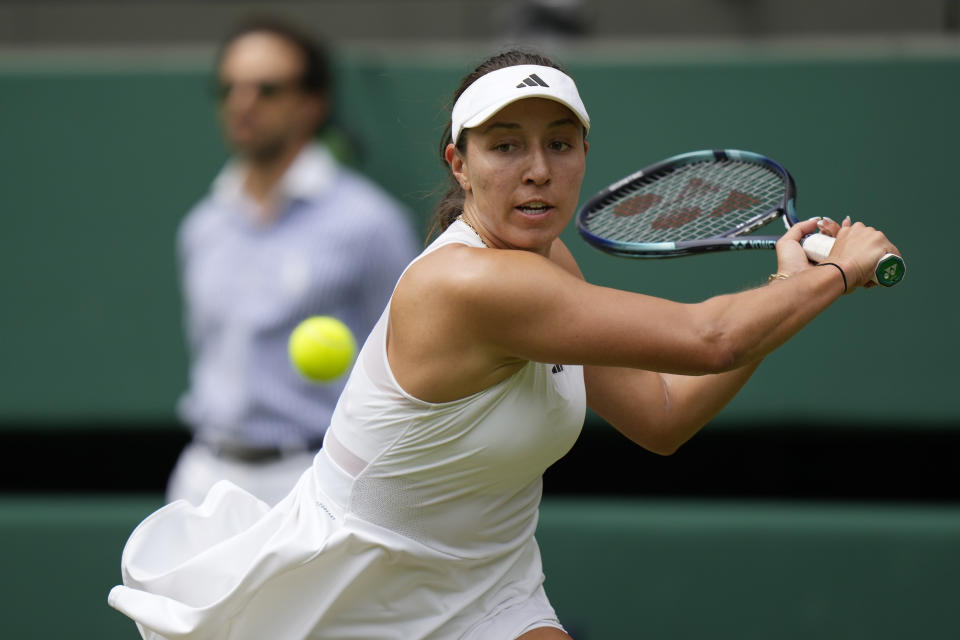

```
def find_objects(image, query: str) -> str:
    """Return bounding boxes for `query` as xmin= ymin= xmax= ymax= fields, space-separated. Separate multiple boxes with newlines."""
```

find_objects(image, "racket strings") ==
xmin=586 ymin=160 xmax=785 ymax=243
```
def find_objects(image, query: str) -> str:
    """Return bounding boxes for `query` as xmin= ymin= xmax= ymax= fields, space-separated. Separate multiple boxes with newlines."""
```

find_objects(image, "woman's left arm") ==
xmin=583 ymin=362 xmax=761 ymax=455
xmin=548 ymin=238 xmax=762 ymax=454
xmin=549 ymin=227 xmax=828 ymax=454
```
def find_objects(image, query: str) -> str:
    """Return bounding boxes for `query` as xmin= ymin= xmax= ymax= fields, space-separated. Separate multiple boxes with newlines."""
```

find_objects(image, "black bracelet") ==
xmin=817 ymin=262 xmax=847 ymax=294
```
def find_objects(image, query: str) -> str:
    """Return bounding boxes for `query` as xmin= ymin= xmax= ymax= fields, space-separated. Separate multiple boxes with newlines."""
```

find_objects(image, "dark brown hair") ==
xmin=425 ymin=49 xmax=569 ymax=242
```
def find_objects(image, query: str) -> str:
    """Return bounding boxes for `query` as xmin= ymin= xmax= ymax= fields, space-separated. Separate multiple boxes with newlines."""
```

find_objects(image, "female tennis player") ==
xmin=109 ymin=50 xmax=899 ymax=639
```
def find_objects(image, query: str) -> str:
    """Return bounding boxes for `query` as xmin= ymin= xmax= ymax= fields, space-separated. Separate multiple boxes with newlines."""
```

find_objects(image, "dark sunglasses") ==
xmin=216 ymin=79 xmax=302 ymax=102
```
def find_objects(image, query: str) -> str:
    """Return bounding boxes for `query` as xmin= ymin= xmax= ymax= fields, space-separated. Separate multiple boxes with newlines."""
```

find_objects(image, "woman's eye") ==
xmin=550 ymin=140 xmax=573 ymax=151
xmin=493 ymin=143 xmax=516 ymax=152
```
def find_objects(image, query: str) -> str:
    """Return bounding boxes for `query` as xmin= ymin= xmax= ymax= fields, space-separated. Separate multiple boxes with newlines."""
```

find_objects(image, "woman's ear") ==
xmin=444 ymin=143 xmax=470 ymax=192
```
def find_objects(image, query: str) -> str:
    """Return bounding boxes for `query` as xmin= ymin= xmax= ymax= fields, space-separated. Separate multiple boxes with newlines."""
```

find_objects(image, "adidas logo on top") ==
xmin=516 ymin=74 xmax=549 ymax=89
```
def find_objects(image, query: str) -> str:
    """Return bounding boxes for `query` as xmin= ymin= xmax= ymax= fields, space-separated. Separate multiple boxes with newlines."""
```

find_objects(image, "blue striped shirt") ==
xmin=176 ymin=144 xmax=419 ymax=450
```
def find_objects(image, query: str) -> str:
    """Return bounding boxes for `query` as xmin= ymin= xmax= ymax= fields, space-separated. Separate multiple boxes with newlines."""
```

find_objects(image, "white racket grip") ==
xmin=801 ymin=233 xmax=835 ymax=263
xmin=800 ymin=233 xmax=905 ymax=287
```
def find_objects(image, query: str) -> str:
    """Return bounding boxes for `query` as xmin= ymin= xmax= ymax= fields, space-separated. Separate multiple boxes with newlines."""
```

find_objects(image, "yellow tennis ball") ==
xmin=288 ymin=316 xmax=357 ymax=383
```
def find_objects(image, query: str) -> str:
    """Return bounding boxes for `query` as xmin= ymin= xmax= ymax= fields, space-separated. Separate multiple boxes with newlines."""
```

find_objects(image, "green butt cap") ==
xmin=875 ymin=254 xmax=905 ymax=287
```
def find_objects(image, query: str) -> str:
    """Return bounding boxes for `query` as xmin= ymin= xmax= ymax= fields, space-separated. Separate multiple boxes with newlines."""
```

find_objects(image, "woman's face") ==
xmin=446 ymin=97 xmax=588 ymax=255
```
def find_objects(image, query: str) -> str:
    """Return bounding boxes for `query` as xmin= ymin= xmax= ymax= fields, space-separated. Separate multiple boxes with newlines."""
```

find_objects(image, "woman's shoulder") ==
xmin=396 ymin=242 xmax=577 ymax=327
xmin=395 ymin=243 xmax=494 ymax=301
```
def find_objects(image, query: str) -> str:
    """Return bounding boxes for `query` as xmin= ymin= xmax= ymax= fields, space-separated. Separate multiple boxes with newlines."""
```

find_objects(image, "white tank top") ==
xmin=324 ymin=219 xmax=586 ymax=558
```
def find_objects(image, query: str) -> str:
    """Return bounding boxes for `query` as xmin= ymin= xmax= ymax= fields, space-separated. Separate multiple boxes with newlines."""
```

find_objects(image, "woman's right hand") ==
xmin=818 ymin=216 xmax=900 ymax=291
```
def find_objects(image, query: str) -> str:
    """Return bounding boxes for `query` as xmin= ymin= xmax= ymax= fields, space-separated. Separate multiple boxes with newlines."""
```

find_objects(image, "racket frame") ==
xmin=576 ymin=149 xmax=799 ymax=258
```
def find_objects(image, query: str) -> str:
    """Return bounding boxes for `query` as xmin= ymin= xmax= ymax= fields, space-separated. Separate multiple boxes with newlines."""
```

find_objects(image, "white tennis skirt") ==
xmin=108 ymin=450 xmax=563 ymax=639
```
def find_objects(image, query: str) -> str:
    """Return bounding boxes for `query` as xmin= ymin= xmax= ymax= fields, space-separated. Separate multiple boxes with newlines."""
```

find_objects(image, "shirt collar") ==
xmin=211 ymin=143 xmax=338 ymax=209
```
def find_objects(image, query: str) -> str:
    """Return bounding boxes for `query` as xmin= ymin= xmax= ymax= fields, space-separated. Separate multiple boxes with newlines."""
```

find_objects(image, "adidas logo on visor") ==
xmin=516 ymin=74 xmax=549 ymax=89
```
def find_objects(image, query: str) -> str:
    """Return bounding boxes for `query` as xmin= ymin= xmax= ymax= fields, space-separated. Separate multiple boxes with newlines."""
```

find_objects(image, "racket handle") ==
xmin=801 ymin=234 xmax=905 ymax=287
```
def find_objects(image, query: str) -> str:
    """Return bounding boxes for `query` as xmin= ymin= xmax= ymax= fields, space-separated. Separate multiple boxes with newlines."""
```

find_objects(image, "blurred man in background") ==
xmin=167 ymin=14 xmax=419 ymax=506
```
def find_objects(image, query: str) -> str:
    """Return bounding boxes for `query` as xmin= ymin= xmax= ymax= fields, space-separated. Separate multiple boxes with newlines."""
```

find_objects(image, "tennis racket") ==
xmin=576 ymin=149 xmax=905 ymax=287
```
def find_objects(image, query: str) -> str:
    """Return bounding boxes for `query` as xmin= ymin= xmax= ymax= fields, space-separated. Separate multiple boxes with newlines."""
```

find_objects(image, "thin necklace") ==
xmin=458 ymin=215 xmax=489 ymax=248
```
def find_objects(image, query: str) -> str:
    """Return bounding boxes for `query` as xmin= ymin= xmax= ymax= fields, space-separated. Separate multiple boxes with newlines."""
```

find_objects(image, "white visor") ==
xmin=450 ymin=64 xmax=590 ymax=144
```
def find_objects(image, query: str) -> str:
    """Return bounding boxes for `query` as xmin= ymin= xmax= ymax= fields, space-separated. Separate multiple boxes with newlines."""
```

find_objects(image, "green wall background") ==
xmin=2 ymin=49 xmax=957 ymax=426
